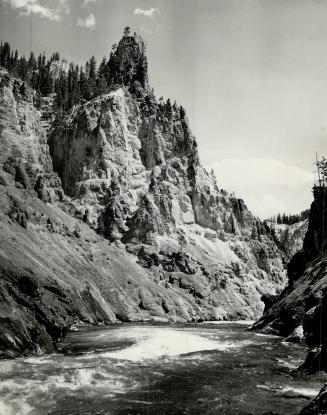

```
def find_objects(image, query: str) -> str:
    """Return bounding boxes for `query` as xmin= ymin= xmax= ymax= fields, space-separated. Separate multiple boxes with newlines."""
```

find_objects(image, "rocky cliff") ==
xmin=253 ymin=186 xmax=327 ymax=414
xmin=253 ymin=187 xmax=327 ymax=344
xmin=266 ymin=219 xmax=308 ymax=259
xmin=48 ymin=34 xmax=289 ymax=317
xmin=0 ymin=32 xmax=300 ymax=358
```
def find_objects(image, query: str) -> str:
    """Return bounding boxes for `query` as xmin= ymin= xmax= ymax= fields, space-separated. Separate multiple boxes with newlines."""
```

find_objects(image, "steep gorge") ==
xmin=253 ymin=186 xmax=327 ymax=414
xmin=0 ymin=32 xmax=304 ymax=358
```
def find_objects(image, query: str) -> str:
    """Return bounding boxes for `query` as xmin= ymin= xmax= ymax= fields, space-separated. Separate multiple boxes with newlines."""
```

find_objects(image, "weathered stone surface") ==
xmin=0 ymin=68 xmax=54 ymax=186
xmin=268 ymin=220 xmax=308 ymax=258
xmin=47 ymin=79 xmax=289 ymax=323
xmin=251 ymin=190 xmax=327 ymax=414
xmin=0 ymin=35 xmax=303 ymax=358
xmin=253 ymin=188 xmax=327 ymax=346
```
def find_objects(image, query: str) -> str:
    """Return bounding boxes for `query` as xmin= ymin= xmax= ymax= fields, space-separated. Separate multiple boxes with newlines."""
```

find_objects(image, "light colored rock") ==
xmin=286 ymin=325 xmax=304 ymax=343
xmin=266 ymin=220 xmax=308 ymax=258
xmin=0 ymin=42 xmax=302 ymax=358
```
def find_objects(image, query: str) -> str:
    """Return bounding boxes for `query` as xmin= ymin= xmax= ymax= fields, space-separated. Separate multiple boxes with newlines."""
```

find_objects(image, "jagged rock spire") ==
xmin=108 ymin=27 xmax=148 ymax=88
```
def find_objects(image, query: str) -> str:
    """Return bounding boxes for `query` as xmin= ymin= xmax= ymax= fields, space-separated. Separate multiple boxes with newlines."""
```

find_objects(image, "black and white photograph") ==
xmin=0 ymin=0 xmax=327 ymax=414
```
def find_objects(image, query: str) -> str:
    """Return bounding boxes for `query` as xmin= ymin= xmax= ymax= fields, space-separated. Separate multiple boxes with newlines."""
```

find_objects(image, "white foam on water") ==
xmin=202 ymin=320 xmax=255 ymax=326
xmin=0 ymin=365 xmax=138 ymax=415
xmin=257 ymin=383 xmax=271 ymax=391
xmin=281 ymin=341 xmax=301 ymax=348
xmin=47 ymin=366 xmax=139 ymax=394
xmin=0 ymin=399 xmax=33 ymax=415
xmin=0 ymin=378 xmax=27 ymax=391
xmin=0 ymin=360 xmax=15 ymax=374
xmin=281 ymin=386 xmax=319 ymax=397
xmin=257 ymin=383 xmax=319 ymax=398
xmin=255 ymin=333 xmax=280 ymax=339
xmin=276 ymin=358 xmax=303 ymax=370
xmin=23 ymin=355 xmax=58 ymax=365
xmin=102 ymin=328 xmax=238 ymax=361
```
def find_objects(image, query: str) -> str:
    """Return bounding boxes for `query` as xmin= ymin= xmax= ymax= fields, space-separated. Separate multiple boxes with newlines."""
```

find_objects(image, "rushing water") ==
xmin=1 ymin=322 xmax=327 ymax=415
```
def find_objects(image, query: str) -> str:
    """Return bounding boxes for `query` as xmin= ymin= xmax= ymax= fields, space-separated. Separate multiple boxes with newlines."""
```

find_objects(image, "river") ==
xmin=0 ymin=322 xmax=326 ymax=415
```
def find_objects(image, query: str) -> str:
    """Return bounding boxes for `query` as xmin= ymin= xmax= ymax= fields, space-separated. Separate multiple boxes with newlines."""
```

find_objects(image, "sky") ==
xmin=1 ymin=0 xmax=326 ymax=218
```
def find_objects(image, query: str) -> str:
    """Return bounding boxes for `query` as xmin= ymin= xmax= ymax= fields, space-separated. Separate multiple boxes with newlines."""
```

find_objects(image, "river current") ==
xmin=1 ymin=322 xmax=326 ymax=415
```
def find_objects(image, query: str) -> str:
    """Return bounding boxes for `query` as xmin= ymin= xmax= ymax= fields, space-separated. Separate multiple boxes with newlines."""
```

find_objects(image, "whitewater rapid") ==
xmin=0 ymin=322 xmax=326 ymax=415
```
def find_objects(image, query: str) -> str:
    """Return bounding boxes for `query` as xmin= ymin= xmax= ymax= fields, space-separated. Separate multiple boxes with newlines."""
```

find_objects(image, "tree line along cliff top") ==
xmin=0 ymin=27 xmax=150 ymax=114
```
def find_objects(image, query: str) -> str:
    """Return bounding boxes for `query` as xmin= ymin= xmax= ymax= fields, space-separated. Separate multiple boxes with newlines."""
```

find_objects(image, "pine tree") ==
xmin=0 ymin=42 xmax=11 ymax=68
xmin=98 ymin=56 xmax=110 ymax=84
xmin=18 ymin=56 xmax=28 ymax=80
xmin=27 ymin=52 xmax=36 ymax=71
xmin=50 ymin=52 xmax=60 ymax=62
xmin=179 ymin=105 xmax=186 ymax=120
xmin=55 ymin=73 xmax=69 ymax=113
xmin=12 ymin=50 xmax=18 ymax=74
xmin=88 ymin=56 xmax=97 ymax=80
xmin=96 ymin=76 xmax=108 ymax=96
xmin=68 ymin=63 xmax=80 ymax=108
xmin=123 ymin=26 xmax=131 ymax=37
xmin=177 ymin=231 xmax=187 ymax=253
xmin=164 ymin=98 xmax=173 ymax=120
xmin=79 ymin=67 xmax=91 ymax=102
xmin=19 ymin=82 xmax=27 ymax=97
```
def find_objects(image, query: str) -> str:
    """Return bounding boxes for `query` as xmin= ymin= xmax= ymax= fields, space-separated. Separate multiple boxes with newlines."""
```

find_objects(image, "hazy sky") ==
xmin=1 ymin=0 xmax=326 ymax=218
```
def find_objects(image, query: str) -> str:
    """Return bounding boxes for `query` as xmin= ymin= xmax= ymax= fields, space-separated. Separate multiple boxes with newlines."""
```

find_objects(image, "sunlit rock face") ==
xmin=0 ymin=32 xmax=303 ymax=358
xmin=48 ymin=33 xmax=289 ymax=324
xmin=48 ymin=88 xmax=147 ymax=228
xmin=0 ymin=68 xmax=53 ymax=186
xmin=265 ymin=220 xmax=308 ymax=259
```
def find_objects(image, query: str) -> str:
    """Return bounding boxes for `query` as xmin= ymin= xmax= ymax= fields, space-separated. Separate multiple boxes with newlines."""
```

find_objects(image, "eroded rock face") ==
xmin=48 ymin=89 xmax=146 ymax=227
xmin=47 ymin=35 xmax=289 ymax=325
xmin=0 ymin=68 xmax=62 ymax=204
xmin=0 ymin=68 xmax=54 ymax=186
xmin=253 ymin=188 xmax=327 ymax=370
xmin=0 ymin=34 xmax=300 ymax=358
xmin=266 ymin=220 xmax=308 ymax=259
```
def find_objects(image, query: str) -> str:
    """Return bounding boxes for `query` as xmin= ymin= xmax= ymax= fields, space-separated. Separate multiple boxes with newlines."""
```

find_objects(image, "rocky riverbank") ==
xmin=253 ymin=186 xmax=327 ymax=413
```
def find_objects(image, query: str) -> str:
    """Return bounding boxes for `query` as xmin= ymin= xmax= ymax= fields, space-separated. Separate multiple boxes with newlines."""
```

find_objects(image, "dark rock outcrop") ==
xmin=252 ymin=187 xmax=327 ymax=413
xmin=253 ymin=187 xmax=327 ymax=347
xmin=299 ymin=384 xmax=327 ymax=415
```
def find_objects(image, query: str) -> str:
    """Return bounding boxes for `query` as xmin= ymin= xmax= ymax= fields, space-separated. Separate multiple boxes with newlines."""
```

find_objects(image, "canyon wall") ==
xmin=0 ymin=33 xmax=304 ymax=358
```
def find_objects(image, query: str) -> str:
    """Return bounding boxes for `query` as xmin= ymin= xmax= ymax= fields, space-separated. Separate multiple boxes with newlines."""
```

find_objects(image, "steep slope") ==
xmin=253 ymin=187 xmax=327 ymax=414
xmin=0 ymin=32 xmax=297 ymax=358
xmin=266 ymin=219 xmax=308 ymax=258
xmin=48 ymin=33 xmax=288 ymax=319
xmin=253 ymin=186 xmax=327 ymax=350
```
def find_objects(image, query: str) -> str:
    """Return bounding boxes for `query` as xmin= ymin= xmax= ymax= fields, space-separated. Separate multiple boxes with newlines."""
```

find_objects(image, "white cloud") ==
xmin=77 ymin=13 xmax=96 ymax=29
xmin=3 ymin=0 xmax=69 ymax=21
xmin=245 ymin=194 xmax=288 ymax=219
xmin=208 ymin=158 xmax=314 ymax=218
xmin=133 ymin=7 xmax=160 ymax=18
xmin=82 ymin=0 xmax=101 ymax=7
xmin=208 ymin=158 xmax=313 ymax=190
